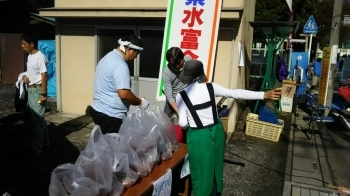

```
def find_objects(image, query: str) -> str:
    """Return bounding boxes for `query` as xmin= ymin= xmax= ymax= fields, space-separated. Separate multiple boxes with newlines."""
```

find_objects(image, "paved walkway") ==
xmin=45 ymin=112 xmax=94 ymax=151
xmin=283 ymin=181 xmax=339 ymax=196
xmin=282 ymin=108 xmax=342 ymax=196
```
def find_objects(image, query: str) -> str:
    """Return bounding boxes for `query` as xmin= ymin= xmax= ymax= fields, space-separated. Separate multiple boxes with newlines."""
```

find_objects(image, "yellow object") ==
xmin=282 ymin=79 xmax=297 ymax=85
xmin=245 ymin=113 xmax=284 ymax=142
xmin=38 ymin=100 xmax=41 ymax=104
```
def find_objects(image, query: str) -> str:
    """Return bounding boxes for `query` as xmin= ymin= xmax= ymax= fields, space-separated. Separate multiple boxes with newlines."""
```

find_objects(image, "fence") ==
xmin=250 ymin=48 xmax=290 ymax=78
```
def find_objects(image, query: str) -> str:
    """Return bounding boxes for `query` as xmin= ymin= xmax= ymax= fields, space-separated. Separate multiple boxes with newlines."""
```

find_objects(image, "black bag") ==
xmin=14 ymin=84 xmax=29 ymax=123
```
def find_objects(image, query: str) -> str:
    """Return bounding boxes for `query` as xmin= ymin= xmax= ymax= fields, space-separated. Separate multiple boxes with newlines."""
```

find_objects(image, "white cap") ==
xmin=118 ymin=39 xmax=144 ymax=53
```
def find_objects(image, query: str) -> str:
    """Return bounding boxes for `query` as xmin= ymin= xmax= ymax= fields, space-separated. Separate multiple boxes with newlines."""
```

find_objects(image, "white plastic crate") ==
xmin=245 ymin=113 xmax=284 ymax=142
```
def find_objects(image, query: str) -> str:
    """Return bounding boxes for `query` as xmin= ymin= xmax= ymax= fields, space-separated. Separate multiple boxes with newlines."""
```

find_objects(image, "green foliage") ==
xmin=255 ymin=0 xmax=318 ymax=39
xmin=255 ymin=0 xmax=291 ymax=21
xmin=255 ymin=0 xmax=318 ymax=24
xmin=255 ymin=0 xmax=350 ymax=49
xmin=315 ymin=0 xmax=350 ymax=48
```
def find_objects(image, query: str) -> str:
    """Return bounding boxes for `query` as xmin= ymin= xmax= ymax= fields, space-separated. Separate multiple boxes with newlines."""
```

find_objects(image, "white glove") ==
xmin=139 ymin=98 xmax=149 ymax=110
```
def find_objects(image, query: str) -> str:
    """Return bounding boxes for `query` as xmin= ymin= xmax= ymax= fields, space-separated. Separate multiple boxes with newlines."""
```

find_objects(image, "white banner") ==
xmin=156 ymin=0 xmax=223 ymax=101
xmin=152 ymin=169 xmax=172 ymax=196
xmin=180 ymin=154 xmax=190 ymax=178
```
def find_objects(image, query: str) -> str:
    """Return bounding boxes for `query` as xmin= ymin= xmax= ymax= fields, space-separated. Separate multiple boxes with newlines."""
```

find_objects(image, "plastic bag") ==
xmin=112 ymin=152 xmax=139 ymax=188
xmin=81 ymin=126 xmax=120 ymax=173
xmin=119 ymin=112 xmax=149 ymax=151
xmin=120 ymin=112 xmax=142 ymax=131
xmin=76 ymin=126 xmax=124 ymax=195
xmin=104 ymin=133 xmax=147 ymax=177
xmin=70 ymin=177 xmax=109 ymax=196
xmin=49 ymin=162 xmax=123 ymax=196
xmin=120 ymin=127 xmax=146 ymax=151
xmin=84 ymin=125 xmax=111 ymax=157
xmin=276 ymin=59 xmax=289 ymax=83
xmin=119 ymin=113 xmax=133 ymax=133
xmin=49 ymin=126 xmax=125 ymax=196
xmin=140 ymin=111 xmax=173 ymax=160
xmin=75 ymin=154 xmax=119 ymax=195
xmin=152 ymin=106 xmax=181 ymax=150
xmin=134 ymin=110 xmax=172 ymax=161
xmin=49 ymin=163 xmax=84 ymax=196
xmin=82 ymin=125 xmax=139 ymax=187
xmin=136 ymin=125 xmax=159 ymax=173
xmin=119 ymin=110 xmax=174 ymax=173
xmin=119 ymin=111 xmax=149 ymax=137
xmin=155 ymin=128 xmax=172 ymax=161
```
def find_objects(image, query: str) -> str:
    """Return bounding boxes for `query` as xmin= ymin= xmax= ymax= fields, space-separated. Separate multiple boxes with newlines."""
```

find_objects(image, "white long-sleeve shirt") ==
xmin=176 ymin=82 xmax=264 ymax=128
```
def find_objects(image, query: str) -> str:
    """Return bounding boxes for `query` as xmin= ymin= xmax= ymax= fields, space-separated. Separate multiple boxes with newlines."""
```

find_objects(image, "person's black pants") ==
xmin=89 ymin=106 xmax=123 ymax=134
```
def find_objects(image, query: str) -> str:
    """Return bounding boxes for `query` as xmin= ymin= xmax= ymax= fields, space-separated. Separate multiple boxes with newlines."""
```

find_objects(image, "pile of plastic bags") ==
xmin=119 ymin=107 xmax=181 ymax=172
xmin=49 ymin=107 xmax=180 ymax=196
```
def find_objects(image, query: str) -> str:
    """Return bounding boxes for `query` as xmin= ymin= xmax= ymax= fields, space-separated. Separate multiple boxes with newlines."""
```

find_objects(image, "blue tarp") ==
xmin=38 ymin=40 xmax=56 ymax=98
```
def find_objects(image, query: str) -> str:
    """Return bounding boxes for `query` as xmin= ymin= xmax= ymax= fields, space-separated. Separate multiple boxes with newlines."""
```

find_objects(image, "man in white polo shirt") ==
xmin=20 ymin=32 xmax=49 ymax=156
xmin=90 ymin=34 xmax=149 ymax=134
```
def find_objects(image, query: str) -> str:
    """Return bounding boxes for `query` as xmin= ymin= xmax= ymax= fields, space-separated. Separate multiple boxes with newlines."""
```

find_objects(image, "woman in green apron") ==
xmin=176 ymin=60 xmax=282 ymax=195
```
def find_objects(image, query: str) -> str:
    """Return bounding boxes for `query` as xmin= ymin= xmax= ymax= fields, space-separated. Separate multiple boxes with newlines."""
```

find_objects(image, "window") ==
xmin=139 ymin=29 xmax=164 ymax=78
xmin=97 ymin=28 xmax=135 ymax=76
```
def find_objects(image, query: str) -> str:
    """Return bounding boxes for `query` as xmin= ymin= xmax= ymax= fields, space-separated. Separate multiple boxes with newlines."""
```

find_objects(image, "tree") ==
xmin=314 ymin=0 xmax=332 ymax=48
xmin=255 ymin=0 xmax=318 ymax=32
xmin=315 ymin=0 xmax=350 ymax=48
xmin=255 ymin=0 xmax=291 ymax=21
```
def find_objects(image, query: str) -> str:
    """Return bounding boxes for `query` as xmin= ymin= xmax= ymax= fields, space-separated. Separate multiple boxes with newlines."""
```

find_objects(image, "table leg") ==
xmin=178 ymin=177 xmax=190 ymax=196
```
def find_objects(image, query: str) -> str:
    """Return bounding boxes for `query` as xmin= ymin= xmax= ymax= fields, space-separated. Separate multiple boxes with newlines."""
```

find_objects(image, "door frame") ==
xmin=137 ymin=26 xmax=164 ymax=83
xmin=95 ymin=26 xmax=165 ymax=97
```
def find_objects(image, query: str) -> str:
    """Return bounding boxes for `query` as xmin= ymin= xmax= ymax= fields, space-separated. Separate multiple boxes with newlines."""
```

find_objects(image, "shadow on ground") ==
xmin=0 ymin=112 xmax=90 ymax=196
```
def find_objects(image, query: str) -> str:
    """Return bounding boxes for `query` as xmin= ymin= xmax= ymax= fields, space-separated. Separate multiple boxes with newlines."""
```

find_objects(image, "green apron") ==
xmin=187 ymin=121 xmax=225 ymax=196
xmin=179 ymin=83 xmax=225 ymax=196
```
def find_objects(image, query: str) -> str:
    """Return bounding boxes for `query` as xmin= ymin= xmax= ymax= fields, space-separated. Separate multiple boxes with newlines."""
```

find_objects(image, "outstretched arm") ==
xmin=212 ymin=83 xmax=282 ymax=101
xmin=263 ymin=88 xmax=282 ymax=100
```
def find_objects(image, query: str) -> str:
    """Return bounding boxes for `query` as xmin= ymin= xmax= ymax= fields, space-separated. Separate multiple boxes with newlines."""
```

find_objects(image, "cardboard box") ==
xmin=281 ymin=96 xmax=294 ymax=112
xmin=281 ymin=80 xmax=297 ymax=98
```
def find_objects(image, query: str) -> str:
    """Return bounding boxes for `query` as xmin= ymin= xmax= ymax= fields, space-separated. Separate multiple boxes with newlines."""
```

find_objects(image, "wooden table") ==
xmin=122 ymin=143 xmax=188 ymax=196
